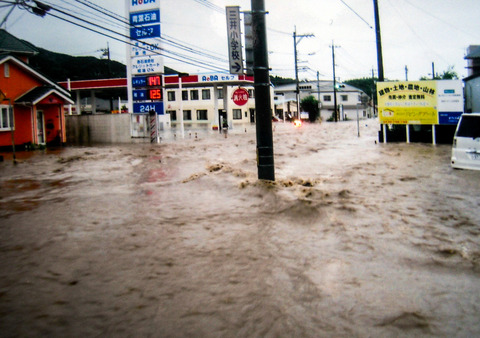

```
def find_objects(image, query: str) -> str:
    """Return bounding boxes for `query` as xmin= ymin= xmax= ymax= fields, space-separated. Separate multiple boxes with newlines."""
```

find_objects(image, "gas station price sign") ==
xmin=147 ymin=75 xmax=162 ymax=86
xmin=132 ymin=75 xmax=162 ymax=88
xmin=132 ymin=75 xmax=163 ymax=101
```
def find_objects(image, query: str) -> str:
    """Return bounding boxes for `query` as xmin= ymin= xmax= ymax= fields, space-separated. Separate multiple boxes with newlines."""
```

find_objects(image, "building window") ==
xmin=167 ymin=110 xmax=176 ymax=121
xmin=233 ymin=109 xmax=242 ymax=120
xmin=167 ymin=91 xmax=176 ymax=101
xmin=0 ymin=105 xmax=13 ymax=130
xmin=190 ymin=90 xmax=199 ymax=100
xmin=183 ymin=110 xmax=192 ymax=120
xmin=248 ymin=89 xmax=254 ymax=99
xmin=202 ymin=89 xmax=211 ymax=100
xmin=217 ymin=88 xmax=224 ymax=99
xmin=182 ymin=90 xmax=188 ymax=101
xmin=196 ymin=110 xmax=208 ymax=120
xmin=323 ymin=95 xmax=331 ymax=102
xmin=341 ymin=95 xmax=348 ymax=102
xmin=4 ymin=64 xmax=9 ymax=78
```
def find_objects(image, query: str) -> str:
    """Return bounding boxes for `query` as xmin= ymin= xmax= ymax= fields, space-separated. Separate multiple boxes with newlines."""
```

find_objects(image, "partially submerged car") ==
xmin=451 ymin=113 xmax=480 ymax=170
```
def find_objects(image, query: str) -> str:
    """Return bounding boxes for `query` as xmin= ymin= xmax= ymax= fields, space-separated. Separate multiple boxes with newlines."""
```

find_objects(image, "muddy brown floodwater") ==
xmin=1 ymin=120 xmax=480 ymax=337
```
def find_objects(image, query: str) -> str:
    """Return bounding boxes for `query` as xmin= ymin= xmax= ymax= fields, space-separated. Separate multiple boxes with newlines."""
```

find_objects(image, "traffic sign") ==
xmin=232 ymin=88 xmax=249 ymax=106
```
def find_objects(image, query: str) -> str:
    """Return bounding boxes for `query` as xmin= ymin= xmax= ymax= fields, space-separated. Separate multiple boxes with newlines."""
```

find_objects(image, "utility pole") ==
xmin=405 ymin=65 xmax=408 ymax=81
xmin=331 ymin=41 xmax=339 ymax=122
xmin=432 ymin=62 xmax=435 ymax=79
xmin=252 ymin=0 xmax=274 ymax=181
xmin=317 ymin=71 xmax=321 ymax=120
xmin=100 ymin=43 xmax=113 ymax=113
xmin=293 ymin=27 xmax=314 ymax=119
xmin=373 ymin=0 xmax=384 ymax=82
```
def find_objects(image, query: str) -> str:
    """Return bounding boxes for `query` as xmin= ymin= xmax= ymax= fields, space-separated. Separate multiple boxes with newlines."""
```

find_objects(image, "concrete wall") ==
xmin=465 ymin=76 xmax=480 ymax=113
xmin=66 ymin=114 xmax=132 ymax=145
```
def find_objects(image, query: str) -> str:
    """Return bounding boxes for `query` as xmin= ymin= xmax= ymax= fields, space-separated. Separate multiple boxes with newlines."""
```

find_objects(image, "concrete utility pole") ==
xmin=293 ymin=28 xmax=314 ymax=119
xmin=373 ymin=0 xmax=384 ymax=82
xmin=331 ymin=42 xmax=340 ymax=122
xmin=251 ymin=0 xmax=275 ymax=181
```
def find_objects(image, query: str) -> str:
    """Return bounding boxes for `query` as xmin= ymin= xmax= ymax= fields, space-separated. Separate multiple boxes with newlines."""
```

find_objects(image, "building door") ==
xmin=37 ymin=111 xmax=45 ymax=144
xmin=250 ymin=109 xmax=255 ymax=123
xmin=218 ymin=109 xmax=227 ymax=133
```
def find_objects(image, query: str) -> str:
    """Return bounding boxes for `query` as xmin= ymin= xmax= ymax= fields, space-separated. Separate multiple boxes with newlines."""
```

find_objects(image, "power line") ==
xmin=14 ymin=1 xmax=228 ymax=72
xmin=338 ymin=0 xmax=373 ymax=29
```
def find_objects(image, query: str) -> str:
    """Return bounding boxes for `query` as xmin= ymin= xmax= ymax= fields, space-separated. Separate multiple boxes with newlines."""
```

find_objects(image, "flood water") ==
xmin=1 ymin=120 xmax=480 ymax=337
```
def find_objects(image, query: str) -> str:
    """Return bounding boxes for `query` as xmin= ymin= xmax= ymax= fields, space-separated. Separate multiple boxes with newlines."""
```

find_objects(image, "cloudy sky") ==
xmin=2 ymin=0 xmax=479 ymax=82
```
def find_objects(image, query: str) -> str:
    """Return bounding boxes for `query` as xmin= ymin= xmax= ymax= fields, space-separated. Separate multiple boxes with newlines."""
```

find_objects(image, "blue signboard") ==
xmin=132 ymin=76 xmax=147 ymax=87
xmin=133 ymin=102 xmax=164 ymax=114
xmin=439 ymin=111 xmax=463 ymax=125
xmin=130 ymin=9 xmax=160 ymax=25
xmin=133 ymin=90 xmax=148 ymax=100
xmin=130 ymin=24 xmax=161 ymax=40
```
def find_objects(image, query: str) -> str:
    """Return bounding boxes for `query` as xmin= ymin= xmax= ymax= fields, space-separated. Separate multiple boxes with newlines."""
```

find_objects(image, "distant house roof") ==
xmin=16 ymin=86 xmax=74 ymax=105
xmin=274 ymin=80 xmax=363 ymax=93
xmin=0 ymin=29 xmax=38 ymax=56
xmin=465 ymin=45 xmax=480 ymax=59
xmin=0 ymin=54 xmax=70 ymax=98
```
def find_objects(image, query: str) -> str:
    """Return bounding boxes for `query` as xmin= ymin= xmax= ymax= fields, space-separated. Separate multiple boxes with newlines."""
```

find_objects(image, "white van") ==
xmin=451 ymin=113 xmax=480 ymax=170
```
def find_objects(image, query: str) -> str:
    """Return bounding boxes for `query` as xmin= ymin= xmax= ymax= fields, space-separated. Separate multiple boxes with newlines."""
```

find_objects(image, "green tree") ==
xmin=344 ymin=77 xmax=376 ymax=98
xmin=420 ymin=66 xmax=458 ymax=80
xmin=300 ymin=95 xmax=319 ymax=122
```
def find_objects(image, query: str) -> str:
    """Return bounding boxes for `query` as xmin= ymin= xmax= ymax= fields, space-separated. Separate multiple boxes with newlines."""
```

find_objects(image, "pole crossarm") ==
xmin=293 ymin=28 xmax=314 ymax=119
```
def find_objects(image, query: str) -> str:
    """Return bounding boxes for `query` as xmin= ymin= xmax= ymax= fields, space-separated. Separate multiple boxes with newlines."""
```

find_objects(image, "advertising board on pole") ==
xmin=377 ymin=80 xmax=463 ymax=125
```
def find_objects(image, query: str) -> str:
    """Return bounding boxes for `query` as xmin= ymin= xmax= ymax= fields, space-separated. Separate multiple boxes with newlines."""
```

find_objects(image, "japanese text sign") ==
xmin=226 ymin=6 xmax=244 ymax=75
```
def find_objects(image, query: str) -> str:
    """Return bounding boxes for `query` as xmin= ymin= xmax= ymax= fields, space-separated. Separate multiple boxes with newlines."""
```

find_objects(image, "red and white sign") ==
xmin=232 ymin=88 xmax=249 ymax=106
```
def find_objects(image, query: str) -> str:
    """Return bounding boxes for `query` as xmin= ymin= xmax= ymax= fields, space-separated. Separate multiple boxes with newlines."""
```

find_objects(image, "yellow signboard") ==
xmin=377 ymin=81 xmax=438 ymax=125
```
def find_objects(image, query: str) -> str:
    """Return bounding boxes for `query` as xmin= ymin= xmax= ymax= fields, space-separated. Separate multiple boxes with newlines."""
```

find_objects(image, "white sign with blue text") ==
xmin=131 ymin=38 xmax=160 ymax=57
xmin=132 ymin=55 xmax=164 ymax=74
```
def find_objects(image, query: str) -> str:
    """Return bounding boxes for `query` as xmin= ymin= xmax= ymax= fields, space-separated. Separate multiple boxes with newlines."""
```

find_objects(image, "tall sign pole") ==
xmin=251 ymin=0 xmax=274 ymax=181
xmin=126 ymin=0 xmax=164 ymax=141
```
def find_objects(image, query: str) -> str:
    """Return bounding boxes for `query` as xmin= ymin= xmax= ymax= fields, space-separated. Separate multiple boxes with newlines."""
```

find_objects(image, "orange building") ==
xmin=0 ymin=30 xmax=73 ymax=148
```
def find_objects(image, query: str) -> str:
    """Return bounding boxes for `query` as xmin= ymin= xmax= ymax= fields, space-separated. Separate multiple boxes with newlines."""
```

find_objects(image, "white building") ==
xmin=273 ymin=80 xmax=371 ymax=122
xmin=163 ymin=73 xmax=274 ymax=128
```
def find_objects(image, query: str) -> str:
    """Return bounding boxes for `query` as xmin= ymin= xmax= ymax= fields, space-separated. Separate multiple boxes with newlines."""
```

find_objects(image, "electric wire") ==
xmin=21 ymin=2 xmax=228 ymax=72
xmin=10 ymin=0 xmax=229 ymax=72
xmin=338 ymin=0 xmax=373 ymax=29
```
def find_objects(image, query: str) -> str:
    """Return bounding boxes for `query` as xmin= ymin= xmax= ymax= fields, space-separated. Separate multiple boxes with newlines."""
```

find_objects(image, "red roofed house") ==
xmin=0 ymin=29 xmax=73 ymax=148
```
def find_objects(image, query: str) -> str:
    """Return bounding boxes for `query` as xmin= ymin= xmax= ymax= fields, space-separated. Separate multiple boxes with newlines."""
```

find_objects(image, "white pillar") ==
xmin=76 ymin=91 xmax=81 ymax=115
xmin=90 ymin=90 xmax=96 ymax=114
xmin=178 ymin=77 xmax=184 ymax=138
xmin=406 ymin=124 xmax=410 ymax=143
xmin=432 ymin=124 xmax=436 ymax=145
xmin=213 ymin=84 xmax=219 ymax=127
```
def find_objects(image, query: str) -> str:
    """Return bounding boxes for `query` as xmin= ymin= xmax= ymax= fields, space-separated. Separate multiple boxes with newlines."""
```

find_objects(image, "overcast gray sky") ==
xmin=2 ymin=0 xmax=479 ymax=82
